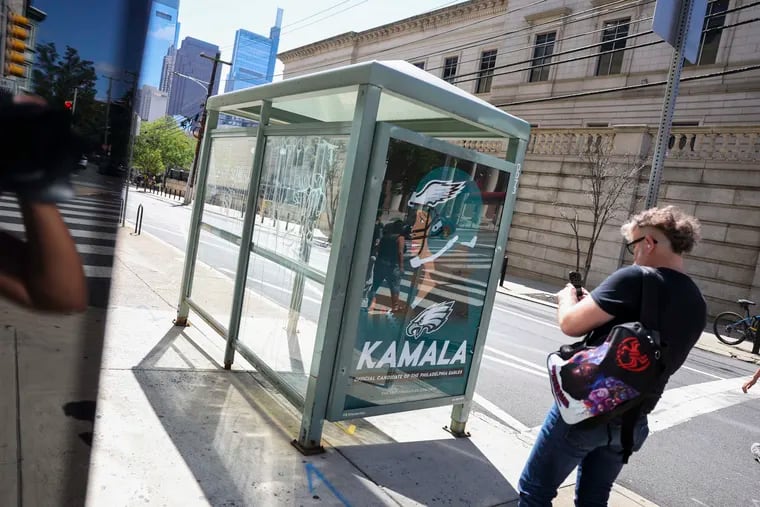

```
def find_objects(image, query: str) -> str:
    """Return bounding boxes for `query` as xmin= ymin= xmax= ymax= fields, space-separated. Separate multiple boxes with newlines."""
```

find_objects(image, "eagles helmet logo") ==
xmin=405 ymin=300 xmax=455 ymax=339
xmin=408 ymin=180 xmax=467 ymax=208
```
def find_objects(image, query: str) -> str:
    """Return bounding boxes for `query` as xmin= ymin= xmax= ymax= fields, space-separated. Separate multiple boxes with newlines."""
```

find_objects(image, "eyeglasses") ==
xmin=625 ymin=236 xmax=658 ymax=255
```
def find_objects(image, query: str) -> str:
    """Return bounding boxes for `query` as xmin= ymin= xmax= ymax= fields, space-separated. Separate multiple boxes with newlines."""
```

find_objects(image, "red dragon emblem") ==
xmin=615 ymin=337 xmax=651 ymax=372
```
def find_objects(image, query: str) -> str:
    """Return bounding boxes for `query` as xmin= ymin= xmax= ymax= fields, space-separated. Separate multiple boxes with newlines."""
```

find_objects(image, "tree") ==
xmin=555 ymin=137 xmax=645 ymax=284
xmin=32 ymin=43 xmax=102 ymax=147
xmin=133 ymin=117 xmax=195 ymax=176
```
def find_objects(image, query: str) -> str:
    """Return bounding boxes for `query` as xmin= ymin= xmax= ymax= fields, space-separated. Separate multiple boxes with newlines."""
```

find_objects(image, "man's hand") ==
xmin=742 ymin=369 xmax=760 ymax=393
xmin=556 ymin=284 xmax=612 ymax=337
xmin=556 ymin=283 xmax=589 ymax=306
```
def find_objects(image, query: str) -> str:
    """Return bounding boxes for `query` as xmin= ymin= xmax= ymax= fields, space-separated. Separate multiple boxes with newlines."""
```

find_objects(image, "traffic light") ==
xmin=4 ymin=13 xmax=30 ymax=78
xmin=64 ymin=100 xmax=73 ymax=110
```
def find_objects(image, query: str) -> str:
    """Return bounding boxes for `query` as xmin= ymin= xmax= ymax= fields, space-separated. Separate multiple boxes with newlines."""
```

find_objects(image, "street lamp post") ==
xmin=174 ymin=52 xmax=231 ymax=205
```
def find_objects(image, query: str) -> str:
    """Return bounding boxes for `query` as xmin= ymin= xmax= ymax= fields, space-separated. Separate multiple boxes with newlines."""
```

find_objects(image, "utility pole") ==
xmin=71 ymin=87 xmax=78 ymax=115
xmin=184 ymin=51 xmax=231 ymax=205
xmin=122 ymin=71 xmax=139 ymax=227
xmin=645 ymin=0 xmax=707 ymax=208
xmin=104 ymin=75 xmax=113 ymax=157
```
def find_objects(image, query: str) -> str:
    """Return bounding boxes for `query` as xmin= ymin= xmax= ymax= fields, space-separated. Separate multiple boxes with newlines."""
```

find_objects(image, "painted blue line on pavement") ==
xmin=305 ymin=462 xmax=352 ymax=507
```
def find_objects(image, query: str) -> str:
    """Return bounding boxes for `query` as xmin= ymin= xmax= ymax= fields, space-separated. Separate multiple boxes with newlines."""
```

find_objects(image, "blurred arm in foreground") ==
xmin=0 ymin=93 xmax=87 ymax=312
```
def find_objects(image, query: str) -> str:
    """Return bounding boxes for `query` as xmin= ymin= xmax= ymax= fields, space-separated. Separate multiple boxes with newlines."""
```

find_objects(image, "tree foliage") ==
xmin=555 ymin=138 xmax=645 ymax=284
xmin=133 ymin=117 xmax=195 ymax=175
xmin=32 ymin=43 xmax=102 ymax=149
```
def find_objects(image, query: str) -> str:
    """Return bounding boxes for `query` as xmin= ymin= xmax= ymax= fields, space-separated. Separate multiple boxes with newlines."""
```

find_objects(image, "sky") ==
xmin=30 ymin=0 xmax=461 ymax=100
xmin=174 ymin=0 xmax=463 ymax=86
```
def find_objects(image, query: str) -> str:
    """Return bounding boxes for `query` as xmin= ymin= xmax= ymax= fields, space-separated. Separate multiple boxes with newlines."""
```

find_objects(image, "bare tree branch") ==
xmin=553 ymin=138 xmax=643 ymax=284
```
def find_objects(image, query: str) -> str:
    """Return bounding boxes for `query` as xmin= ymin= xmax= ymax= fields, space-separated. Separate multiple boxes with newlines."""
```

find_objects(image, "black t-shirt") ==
xmin=589 ymin=265 xmax=706 ymax=410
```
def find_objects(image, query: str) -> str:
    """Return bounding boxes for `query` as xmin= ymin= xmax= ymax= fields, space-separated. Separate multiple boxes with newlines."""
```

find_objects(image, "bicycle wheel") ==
xmin=713 ymin=312 xmax=750 ymax=345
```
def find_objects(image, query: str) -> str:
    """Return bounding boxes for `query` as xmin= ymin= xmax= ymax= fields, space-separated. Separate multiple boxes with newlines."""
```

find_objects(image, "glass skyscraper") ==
xmin=139 ymin=0 xmax=180 ymax=89
xmin=167 ymin=36 xmax=221 ymax=119
xmin=224 ymin=8 xmax=282 ymax=92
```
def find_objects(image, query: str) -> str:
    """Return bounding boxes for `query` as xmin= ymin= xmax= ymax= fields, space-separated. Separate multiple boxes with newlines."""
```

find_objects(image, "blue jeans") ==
xmin=518 ymin=404 xmax=649 ymax=507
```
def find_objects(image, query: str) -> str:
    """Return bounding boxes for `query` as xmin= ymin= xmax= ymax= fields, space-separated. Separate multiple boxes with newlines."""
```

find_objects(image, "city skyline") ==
xmin=175 ymin=1 xmax=457 ymax=87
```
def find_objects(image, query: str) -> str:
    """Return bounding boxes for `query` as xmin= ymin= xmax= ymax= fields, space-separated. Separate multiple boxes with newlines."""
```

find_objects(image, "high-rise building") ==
xmin=159 ymin=44 xmax=177 ymax=94
xmin=138 ymin=85 xmax=168 ymax=122
xmin=167 ymin=36 xmax=221 ymax=119
xmin=224 ymin=8 xmax=283 ymax=93
xmin=139 ymin=0 xmax=180 ymax=88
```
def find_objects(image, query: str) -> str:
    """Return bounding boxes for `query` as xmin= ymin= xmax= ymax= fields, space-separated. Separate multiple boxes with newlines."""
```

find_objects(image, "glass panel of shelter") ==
xmin=236 ymin=133 xmax=349 ymax=398
xmin=190 ymin=135 xmax=256 ymax=328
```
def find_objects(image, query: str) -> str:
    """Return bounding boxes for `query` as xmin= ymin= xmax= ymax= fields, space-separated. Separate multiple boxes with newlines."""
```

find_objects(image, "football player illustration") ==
xmin=404 ymin=167 xmax=482 ymax=311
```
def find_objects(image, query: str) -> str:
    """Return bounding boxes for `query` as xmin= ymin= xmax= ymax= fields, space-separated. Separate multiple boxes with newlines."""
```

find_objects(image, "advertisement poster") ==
xmin=341 ymin=139 xmax=510 ymax=416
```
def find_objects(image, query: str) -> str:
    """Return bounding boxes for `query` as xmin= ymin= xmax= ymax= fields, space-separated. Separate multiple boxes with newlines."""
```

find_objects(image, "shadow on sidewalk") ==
xmin=129 ymin=324 xmax=519 ymax=505
xmin=336 ymin=439 xmax=517 ymax=505
xmin=130 ymin=325 xmax=386 ymax=505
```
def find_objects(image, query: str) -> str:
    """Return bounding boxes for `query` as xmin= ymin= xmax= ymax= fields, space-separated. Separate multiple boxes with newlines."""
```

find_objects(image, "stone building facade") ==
xmin=278 ymin=0 xmax=760 ymax=314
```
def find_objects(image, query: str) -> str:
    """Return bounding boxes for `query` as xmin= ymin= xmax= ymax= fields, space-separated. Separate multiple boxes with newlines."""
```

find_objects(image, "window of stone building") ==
xmin=442 ymin=56 xmax=458 ymax=83
xmin=688 ymin=0 xmax=729 ymax=66
xmin=412 ymin=61 xmax=426 ymax=70
xmin=476 ymin=49 xmax=497 ymax=93
xmin=596 ymin=18 xmax=630 ymax=76
xmin=529 ymin=32 xmax=556 ymax=82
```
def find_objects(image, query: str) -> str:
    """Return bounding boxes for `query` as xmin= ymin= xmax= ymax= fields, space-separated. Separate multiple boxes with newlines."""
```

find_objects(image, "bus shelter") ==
xmin=175 ymin=60 xmax=531 ymax=452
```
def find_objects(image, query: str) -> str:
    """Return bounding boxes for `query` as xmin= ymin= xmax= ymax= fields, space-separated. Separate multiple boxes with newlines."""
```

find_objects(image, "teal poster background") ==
xmin=342 ymin=155 xmax=509 ymax=414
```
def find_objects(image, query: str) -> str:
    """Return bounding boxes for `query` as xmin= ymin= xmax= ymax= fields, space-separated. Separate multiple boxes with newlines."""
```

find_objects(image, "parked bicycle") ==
xmin=713 ymin=299 xmax=758 ymax=346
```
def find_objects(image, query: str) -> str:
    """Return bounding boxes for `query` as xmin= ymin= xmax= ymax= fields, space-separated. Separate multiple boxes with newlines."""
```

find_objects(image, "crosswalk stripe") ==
xmin=0 ymin=222 xmax=116 ymax=240
xmin=83 ymin=265 xmax=113 ymax=278
xmin=0 ymin=194 xmax=119 ymax=308
xmin=77 ymin=244 xmax=115 ymax=255
xmin=0 ymin=208 xmax=117 ymax=227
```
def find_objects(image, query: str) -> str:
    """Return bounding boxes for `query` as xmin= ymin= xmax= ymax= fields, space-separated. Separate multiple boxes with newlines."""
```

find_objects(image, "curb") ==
xmin=496 ymin=287 xmax=558 ymax=309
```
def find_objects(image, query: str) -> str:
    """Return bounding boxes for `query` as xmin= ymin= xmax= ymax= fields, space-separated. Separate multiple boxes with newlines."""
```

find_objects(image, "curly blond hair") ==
xmin=621 ymin=206 xmax=701 ymax=254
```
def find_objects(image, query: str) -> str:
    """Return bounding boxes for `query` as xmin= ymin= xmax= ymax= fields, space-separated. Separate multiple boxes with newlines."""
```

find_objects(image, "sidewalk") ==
xmin=85 ymin=225 xmax=658 ymax=506
xmin=496 ymin=275 xmax=760 ymax=365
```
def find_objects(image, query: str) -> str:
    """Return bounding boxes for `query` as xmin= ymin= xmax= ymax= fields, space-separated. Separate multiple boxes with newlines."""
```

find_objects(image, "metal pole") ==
xmin=644 ymin=0 xmax=694 ymax=209
xmin=175 ymin=110 xmax=219 ymax=326
xmin=184 ymin=51 xmax=231 ymax=205
xmin=223 ymin=101 xmax=272 ymax=369
xmin=104 ymin=76 xmax=113 ymax=156
xmin=71 ymin=86 xmax=78 ymax=116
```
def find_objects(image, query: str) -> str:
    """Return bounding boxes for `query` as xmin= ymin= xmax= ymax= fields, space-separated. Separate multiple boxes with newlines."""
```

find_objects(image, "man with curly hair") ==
xmin=519 ymin=206 xmax=706 ymax=506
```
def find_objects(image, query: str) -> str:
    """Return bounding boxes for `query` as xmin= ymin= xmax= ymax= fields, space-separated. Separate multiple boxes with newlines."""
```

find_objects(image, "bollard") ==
xmin=499 ymin=255 xmax=508 ymax=286
xmin=135 ymin=204 xmax=144 ymax=235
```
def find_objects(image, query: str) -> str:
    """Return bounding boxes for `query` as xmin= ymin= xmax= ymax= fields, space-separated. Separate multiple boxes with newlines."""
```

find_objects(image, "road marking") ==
xmin=648 ymin=377 xmax=760 ymax=433
xmin=491 ymin=305 xmax=560 ymax=330
xmin=482 ymin=354 xmax=548 ymax=378
xmin=484 ymin=345 xmax=547 ymax=374
xmin=680 ymin=364 xmax=726 ymax=380
xmin=473 ymin=393 xmax=530 ymax=433
xmin=218 ymin=267 xmax=323 ymax=306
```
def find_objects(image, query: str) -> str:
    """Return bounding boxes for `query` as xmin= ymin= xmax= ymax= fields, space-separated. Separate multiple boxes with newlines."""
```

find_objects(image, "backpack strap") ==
xmin=638 ymin=266 xmax=660 ymax=333
xmin=620 ymin=266 xmax=664 ymax=464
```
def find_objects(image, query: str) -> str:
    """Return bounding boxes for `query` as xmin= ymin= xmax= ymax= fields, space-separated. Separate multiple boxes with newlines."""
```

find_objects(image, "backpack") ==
xmin=546 ymin=266 xmax=667 ymax=463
